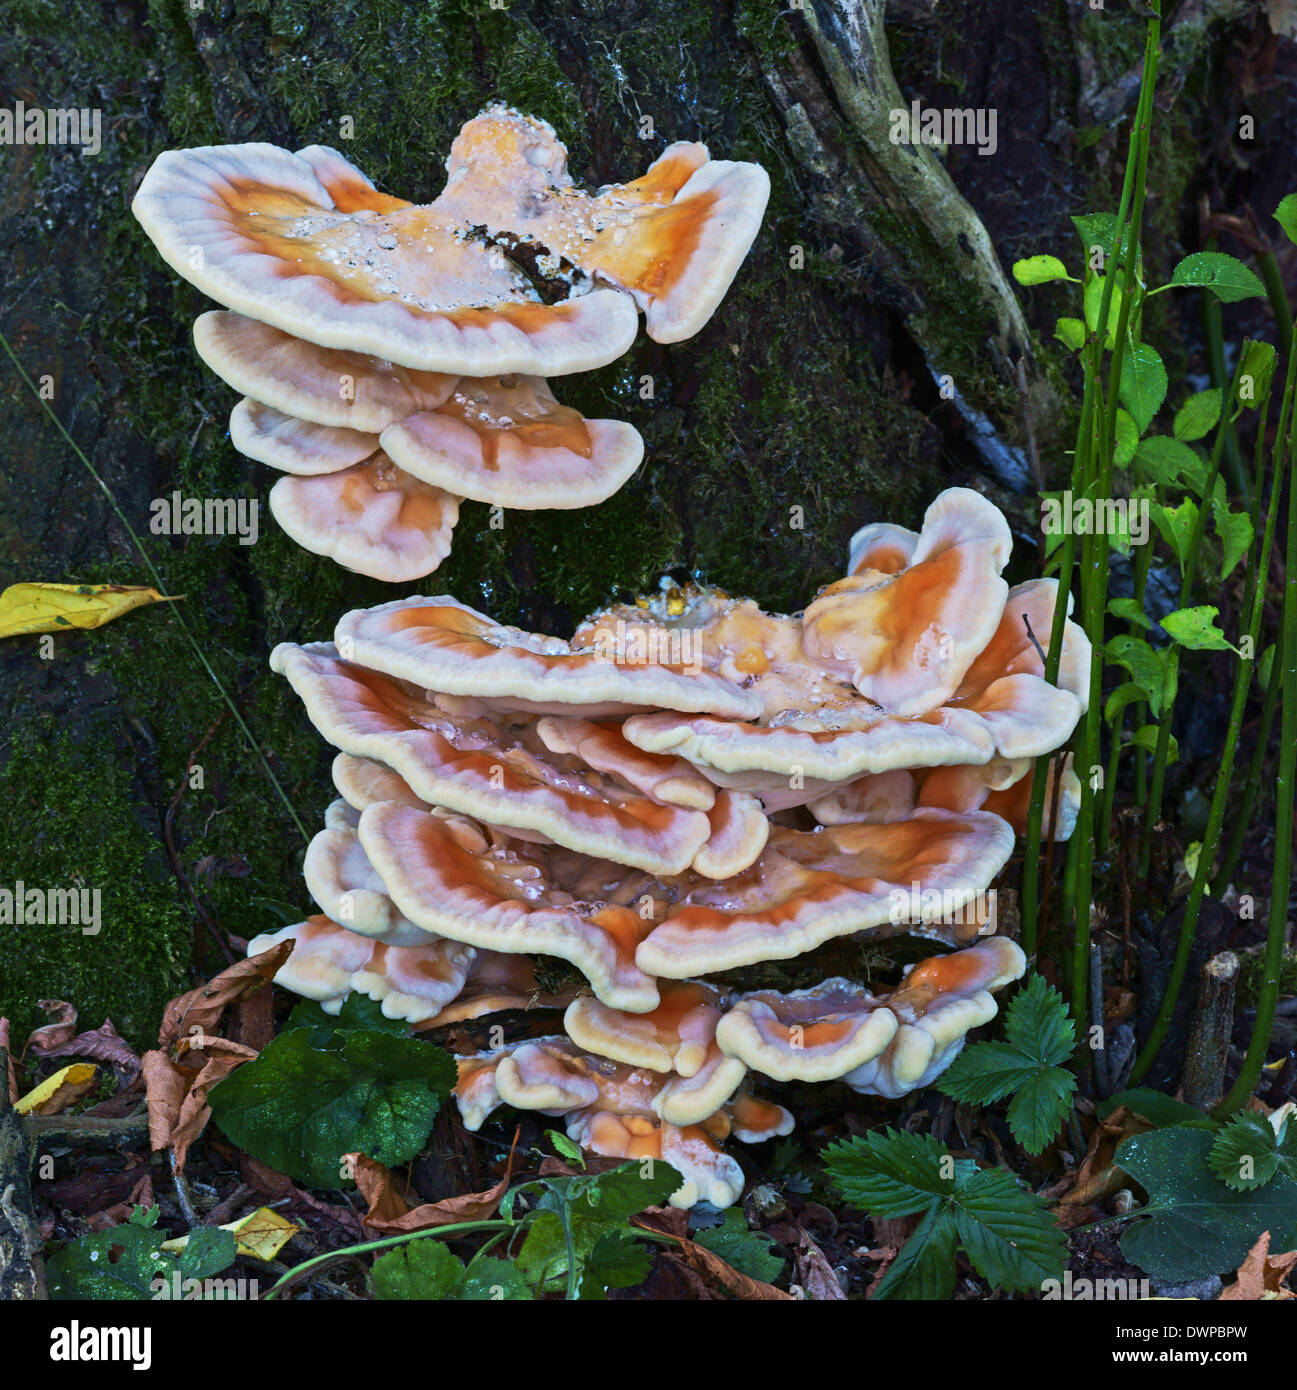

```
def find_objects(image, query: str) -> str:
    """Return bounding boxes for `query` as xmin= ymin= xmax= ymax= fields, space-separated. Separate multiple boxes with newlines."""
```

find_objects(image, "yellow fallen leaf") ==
xmin=0 ymin=583 xmax=181 ymax=639
xmin=15 ymin=1062 xmax=98 ymax=1115
xmin=161 ymin=1206 xmax=299 ymax=1263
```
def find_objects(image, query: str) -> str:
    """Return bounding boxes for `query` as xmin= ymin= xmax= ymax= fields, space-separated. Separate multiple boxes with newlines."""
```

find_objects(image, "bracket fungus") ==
xmin=251 ymin=489 xmax=1084 ymax=1205
xmin=133 ymin=108 xmax=768 ymax=579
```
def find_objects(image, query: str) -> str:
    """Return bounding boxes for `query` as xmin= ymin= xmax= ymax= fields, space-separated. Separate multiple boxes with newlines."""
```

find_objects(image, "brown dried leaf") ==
xmin=1219 ymin=1231 xmax=1297 ymax=1301
xmin=34 ymin=1018 xmax=141 ymax=1081
xmin=632 ymin=1209 xmax=793 ymax=1301
xmin=170 ymin=1035 xmax=258 ymax=1171
xmin=157 ymin=942 xmax=292 ymax=1049
xmin=1056 ymin=1106 xmax=1152 ymax=1224
xmin=24 ymin=999 xmax=78 ymax=1055
xmin=794 ymin=1226 xmax=846 ymax=1300
xmin=141 ymin=1050 xmax=187 ymax=1151
xmin=349 ymin=1139 xmax=517 ymax=1234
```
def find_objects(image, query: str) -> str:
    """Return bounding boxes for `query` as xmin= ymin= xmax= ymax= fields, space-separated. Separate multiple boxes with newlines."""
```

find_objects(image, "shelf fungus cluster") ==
xmin=132 ymin=106 xmax=769 ymax=580
xmin=252 ymin=488 xmax=1087 ymax=1206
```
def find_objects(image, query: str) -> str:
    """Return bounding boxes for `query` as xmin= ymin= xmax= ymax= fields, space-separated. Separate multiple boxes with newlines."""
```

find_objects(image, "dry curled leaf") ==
xmin=0 ymin=582 xmax=181 ymax=638
xmin=31 ymin=1017 xmax=141 ymax=1082
xmin=348 ymin=1139 xmax=517 ymax=1234
xmin=1219 ymin=1231 xmax=1297 ymax=1301
xmin=633 ymin=1209 xmax=794 ymax=1301
xmin=14 ymin=1062 xmax=98 ymax=1116
xmin=157 ymin=942 xmax=292 ymax=1049
xmin=24 ymin=999 xmax=78 ymax=1055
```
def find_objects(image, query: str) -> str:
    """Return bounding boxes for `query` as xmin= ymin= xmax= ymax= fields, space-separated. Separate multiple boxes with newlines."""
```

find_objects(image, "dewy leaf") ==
xmin=371 ymin=1238 xmax=467 ymax=1300
xmin=1117 ymin=1127 xmax=1297 ymax=1281
xmin=1172 ymin=389 xmax=1222 ymax=442
xmin=694 ymin=1209 xmax=785 ymax=1283
xmin=1119 ymin=343 xmax=1168 ymax=432
xmin=1160 ymin=605 xmax=1238 ymax=653
xmin=461 ymin=1258 xmax=536 ymax=1301
xmin=1275 ymin=193 xmax=1297 ymax=248
xmin=208 ymin=1028 xmax=456 ymax=1189
xmin=283 ymin=993 xmax=411 ymax=1044
xmin=1071 ymin=212 xmax=1122 ymax=262
xmin=1213 ymin=504 xmax=1254 ymax=581
xmin=1169 ymin=251 xmax=1266 ymax=303
xmin=1013 ymin=255 xmax=1071 ymax=286
xmin=175 ymin=1228 xmax=239 ymax=1285
xmin=1209 ymin=1114 xmax=1282 ymax=1192
xmin=0 ymin=582 xmax=182 ymax=640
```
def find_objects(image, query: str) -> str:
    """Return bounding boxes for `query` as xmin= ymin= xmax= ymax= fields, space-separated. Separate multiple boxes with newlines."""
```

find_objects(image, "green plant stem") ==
xmin=1212 ymin=663 xmax=1281 ymax=894
xmin=0 ymin=330 xmax=309 ymax=845
xmin=1130 ymin=369 xmax=1279 ymax=1083
xmin=1203 ymin=234 xmax=1248 ymax=500
xmin=1068 ymin=11 xmax=1161 ymax=1020
xmin=1218 ymin=359 xmax=1297 ymax=1113
xmin=1258 ymin=247 xmax=1294 ymax=375
xmin=1021 ymin=14 xmax=1159 ymax=954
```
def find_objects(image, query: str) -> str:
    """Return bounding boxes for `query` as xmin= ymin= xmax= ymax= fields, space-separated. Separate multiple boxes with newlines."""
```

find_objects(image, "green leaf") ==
xmin=1208 ymin=1114 xmax=1283 ymax=1192
xmin=1135 ymin=436 xmax=1207 ymax=492
xmin=1071 ymin=213 xmax=1122 ymax=262
xmin=938 ymin=1042 xmax=1039 ymax=1105
xmin=1150 ymin=498 xmax=1200 ymax=572
xmin=823 ymin=1130 xmax=967 ymax=1218
xmin=176 ymin=1228 xmax=238 ymax=1284
xmin=1084 ymin=273 xmax=1123 ymax=348
xmin=953 ymin=1166 xmax=1068 ymax=1292
xmin=1275 ymin=193 xmax=1297 ymax=248
xmin=1098 ymin=1088 xmax=1218 ymax=1129
xmin=1160 ymin=605 xmax=1237 ymax=653
xmin=1013 ymin=255 xmax=1071 ymax=286
xmin=545 ymin=1129 xmax=586 ymax=1167
xmin=1104 ymin=635 xmax=1175 ymax=718
xmin=1004 ymin=974 xmax=1077 ymax=1067
xmin=1169 ymin=251 xmax=1266 ymax=303
xmin=1119 ymin=343 xmax=1168 ymax=432
xmin=1113 ymin=408 xmax=1140 ymax=466
xmin=283 ymin=993 xmax=411 ymax=1044
xmin=1055 ymin=317 xmax=1086 ymax=352
xmin=694 ymin=1209 xmax=785 ymax=1283
xmin=208 ymin=1028 xmax=456 ymax=1189
xmin=1104 ymin=681 xmax=1147 ymax=726
xmin=1213 ymin=504 xmax=1254 ymax=581
xmin=1258 ymin=644 xmax=1276 ymax=691
xmin=872 ymin=1202 xmax=959 ymax=1300
xmin=1108 ymin=598 xmax=1152 ymax=630
xmin=1129 ymin=725 xmax=1177 ymax=764
xmin=585 ymin=1229 xmax=653 ymax=1290
xmin=461 ymin=1258 xmax=536 ymax=1301
xmin=1235 ymin=339 xmax=1277 ymax=414
xmin=1172 ymin=389 xmax=1221 ymax=442
xmin=1117 ymin=1127 xmax=1297 ymax=1280
xmin=371 ymin=1239 xmax=466 ymax=1299
xmin=1006 ymin=1069 xmax=1079 ymax=1155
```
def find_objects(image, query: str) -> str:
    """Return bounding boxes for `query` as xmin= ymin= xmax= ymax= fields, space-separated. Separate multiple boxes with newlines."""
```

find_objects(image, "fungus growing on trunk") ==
xmin=133 ymin=111 xmax=768 ymax=578
xmin=250 ymin=489 xmax=1079 ymax=1204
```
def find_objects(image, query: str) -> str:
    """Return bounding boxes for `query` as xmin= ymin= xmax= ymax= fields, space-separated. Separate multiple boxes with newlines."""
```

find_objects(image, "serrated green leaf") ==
xmin=937 ymin=1042 xmax=1039 ymax=1105
xmin=1006 ymin=1068 xmax=1078 ymax=1155
xmin=823 ymin=1130 xmax=966 ymax=1218
xmin=1172 ymin=389 xmax=1221 ymax=442
xmin=873 ymin=1202 xmax=959 ymax=1300
xmin=1161 ymin=605 xmax=1237 ymax=653
xmin=545 ymin=1129 xmax=585 ymax=1167
xmin=1055 ymin=316 xmax=1086 ymax=352
xmin=1119 ymin=343 xmax=1168 ymax=432
xmin=1117 ymin=1127 xmax=1297 ymax=1280
xmin=1275 ymin=194 xmax=1297 ymax=248
xmin=953 ymin=1166 xmax=1068 ymax=1290
xmin=1209 ymin=1114 xmax=1281 ymax=1191
xmin=462 ymin=1257 xmax=536 ymax=1300
xmin=1013 ymin=255 xmax=1071 ymax=286
xmin=585 ymin=1229 xmax=653 ymax=1290
xmin=694 ymin=1209 xmax=785 ymax=1283
xmin=1108 ymin=598 xmax=1153 ymax=630
xmin=1004 ymin=975 xmax=1077 ymax=1067
xmin=1169 ymin=251 xmax=1265 ymax=303
xmin=208 ymin=1028 xmax=456 ymax=1189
